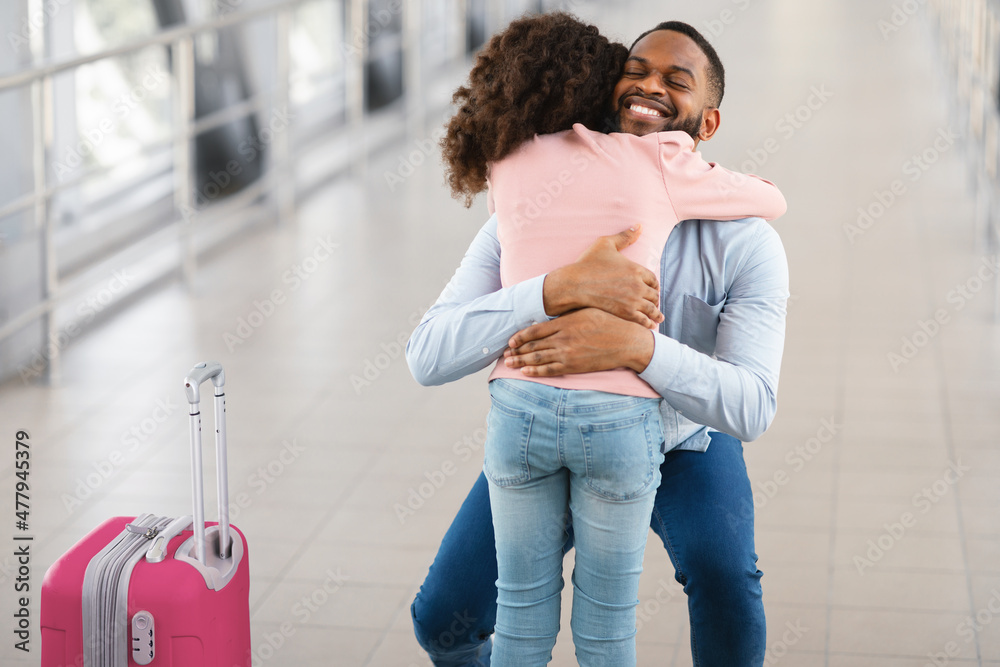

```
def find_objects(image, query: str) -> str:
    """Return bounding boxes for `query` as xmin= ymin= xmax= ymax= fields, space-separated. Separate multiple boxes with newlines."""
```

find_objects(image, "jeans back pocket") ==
xmin=579 ymin=409 xmax=663 ymax=501
xmin=484 ymin=397 xmax=534 ymax=487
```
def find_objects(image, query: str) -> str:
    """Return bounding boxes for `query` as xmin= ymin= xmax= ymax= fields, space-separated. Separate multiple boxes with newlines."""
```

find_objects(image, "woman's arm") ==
xmin=663 ymin=145 xmax=787 ymax=223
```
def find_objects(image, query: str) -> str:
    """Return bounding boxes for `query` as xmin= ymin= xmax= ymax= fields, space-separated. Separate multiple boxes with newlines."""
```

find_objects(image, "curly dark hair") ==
xmin=441 ymin=12 xmax=628 ymax=207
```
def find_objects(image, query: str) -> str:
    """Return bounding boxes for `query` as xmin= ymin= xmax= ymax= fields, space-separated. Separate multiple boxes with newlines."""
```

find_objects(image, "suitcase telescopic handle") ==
xmin=185 ymin=361 xmax=225 ymax=403
xmin=184 ymin=362 xmax=231 ymax=565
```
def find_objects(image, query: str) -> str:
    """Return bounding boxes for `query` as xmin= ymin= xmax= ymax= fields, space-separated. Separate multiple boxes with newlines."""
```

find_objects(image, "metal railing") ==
xmin=0 ymin=0 xmax=484 ymax=382
xmin=0 ymin=1 xmax=317 ymax=380
xmin=0 ymin=0 xmax=579 ymax=382
xmin=928 ymin=0 xmax=1000 ymax=317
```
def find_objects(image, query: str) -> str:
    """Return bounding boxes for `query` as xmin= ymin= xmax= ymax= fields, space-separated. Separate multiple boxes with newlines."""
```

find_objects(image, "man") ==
xmin=406 ymin=21 xmax=788 ymax=667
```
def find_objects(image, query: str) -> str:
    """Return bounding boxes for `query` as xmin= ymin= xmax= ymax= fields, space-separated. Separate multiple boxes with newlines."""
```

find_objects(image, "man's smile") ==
xmin=630 ymin=104 xmax=663 ymax=117
xmin=622 ymin=95 xmax=671 ymax=121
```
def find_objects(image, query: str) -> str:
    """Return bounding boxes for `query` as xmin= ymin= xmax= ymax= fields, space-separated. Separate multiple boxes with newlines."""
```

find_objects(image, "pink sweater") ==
xmin=486 ymin=123 xmax=787 ymax=398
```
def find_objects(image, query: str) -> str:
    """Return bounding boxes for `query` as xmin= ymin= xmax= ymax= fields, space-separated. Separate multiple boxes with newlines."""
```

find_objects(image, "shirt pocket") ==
xmin=680 ymin=293 xmax=726 ymax=355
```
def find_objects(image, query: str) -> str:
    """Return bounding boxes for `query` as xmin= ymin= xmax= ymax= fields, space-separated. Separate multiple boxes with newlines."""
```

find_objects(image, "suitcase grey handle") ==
xmin=183 ymin=362 xmax=231 ymax=564
xmin=185 ymin=361 xmax=225 ymax=403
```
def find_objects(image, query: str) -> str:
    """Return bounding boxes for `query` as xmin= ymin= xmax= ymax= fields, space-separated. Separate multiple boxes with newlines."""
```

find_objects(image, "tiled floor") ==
xmin=2 ymin=0 xmax=999 ymax=665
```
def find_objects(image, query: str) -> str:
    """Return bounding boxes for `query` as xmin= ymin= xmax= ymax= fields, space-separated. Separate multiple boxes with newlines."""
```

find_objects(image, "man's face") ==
xmin=611 ymin=30 xmax=713 ymax=139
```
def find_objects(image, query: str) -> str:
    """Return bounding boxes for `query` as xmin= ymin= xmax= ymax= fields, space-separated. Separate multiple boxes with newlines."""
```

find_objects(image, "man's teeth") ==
xmin=630 ymin=104 xmax=663 ymax=118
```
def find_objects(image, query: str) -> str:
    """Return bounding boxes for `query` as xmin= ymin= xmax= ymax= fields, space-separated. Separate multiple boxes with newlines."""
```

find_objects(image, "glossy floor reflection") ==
xmin=2 ymin=0 xmax=1000 ymax=665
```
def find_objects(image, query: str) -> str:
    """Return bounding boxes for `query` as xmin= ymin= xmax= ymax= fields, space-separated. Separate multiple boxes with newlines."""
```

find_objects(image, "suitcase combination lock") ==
xmin=131 ymin=611 xmax=155 ymax=665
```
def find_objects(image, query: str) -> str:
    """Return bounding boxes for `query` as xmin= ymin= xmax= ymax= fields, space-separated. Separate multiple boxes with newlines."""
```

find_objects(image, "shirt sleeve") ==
xmin=406 ymin=215 xmax=551 ymax=386
xmin=638 ymin=223 xmax=789 ymax=442
xmin=662 ymin=146 xmax=787 ymax=223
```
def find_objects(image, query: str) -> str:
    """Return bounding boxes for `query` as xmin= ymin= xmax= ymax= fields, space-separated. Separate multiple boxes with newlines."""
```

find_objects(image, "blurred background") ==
xmin=1 ymin=0 xmax=999 ymax=664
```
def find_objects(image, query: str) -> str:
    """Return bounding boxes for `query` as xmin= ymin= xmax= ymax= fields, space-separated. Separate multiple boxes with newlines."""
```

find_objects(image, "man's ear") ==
xmin=697 ymin=108 xmax=721 ymax=143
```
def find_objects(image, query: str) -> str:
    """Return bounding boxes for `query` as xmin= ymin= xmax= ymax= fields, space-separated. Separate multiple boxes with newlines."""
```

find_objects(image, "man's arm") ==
xmin=539 ymin=228 xmax=663 ymax=326
xmin=641 ymin=224 xmax=787 ymax=440
xmin=406 ymin=216 xmax=546 ymax=386
xmin=406 ymin=216 xmax=662 ymax=386
xmin=505 ymin=223 xmax=789 ymax=442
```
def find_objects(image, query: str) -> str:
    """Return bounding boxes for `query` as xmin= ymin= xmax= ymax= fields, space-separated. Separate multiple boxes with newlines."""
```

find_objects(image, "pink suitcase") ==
xmin=41 ymin=362 xmax=252 ymax=667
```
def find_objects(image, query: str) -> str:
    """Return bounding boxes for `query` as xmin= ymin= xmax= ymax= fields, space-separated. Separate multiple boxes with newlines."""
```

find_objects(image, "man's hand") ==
xmin=542 ymin=225 xmax=664 ymax=328
xmin=504 ymin=308 xmax=655 ymax=376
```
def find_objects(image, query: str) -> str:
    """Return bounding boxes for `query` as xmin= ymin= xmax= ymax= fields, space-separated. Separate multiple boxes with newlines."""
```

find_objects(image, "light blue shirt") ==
xmin=406 ymin=214 xmax=789 ymax=452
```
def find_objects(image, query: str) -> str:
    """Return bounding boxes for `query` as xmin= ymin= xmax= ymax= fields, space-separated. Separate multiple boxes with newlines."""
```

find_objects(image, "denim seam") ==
xmin=556 ymin=392 xmax=566 ymax=468
xmin=492 ymin=378 xmax=560 ymax=410
xmin=493 ymin=378 xmax=655 ymax=414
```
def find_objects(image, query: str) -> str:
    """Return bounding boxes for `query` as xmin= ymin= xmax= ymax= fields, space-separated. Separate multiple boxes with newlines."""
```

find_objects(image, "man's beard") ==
xmin=607 ymin=105 xmax=704 ymax=140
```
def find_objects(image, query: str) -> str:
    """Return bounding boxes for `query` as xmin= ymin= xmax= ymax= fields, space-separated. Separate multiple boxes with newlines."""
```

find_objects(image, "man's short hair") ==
xmin=631 ymin=21 xmax=725 ymax=109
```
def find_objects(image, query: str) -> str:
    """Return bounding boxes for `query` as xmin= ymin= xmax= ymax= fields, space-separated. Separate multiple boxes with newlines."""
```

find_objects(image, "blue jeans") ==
xmin=411 ymin=430 xmax=766 ymax=667
xmin=484 ymin=379 xmax=664 ymax=666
